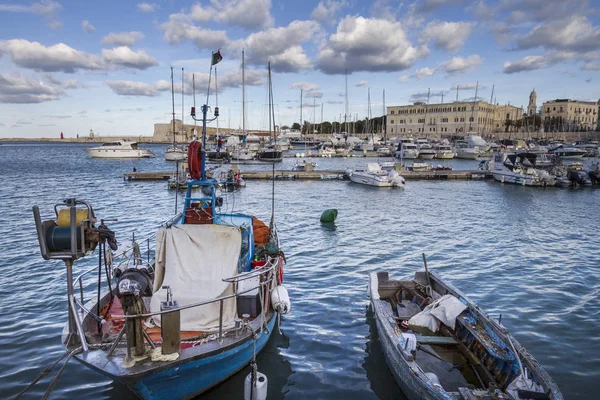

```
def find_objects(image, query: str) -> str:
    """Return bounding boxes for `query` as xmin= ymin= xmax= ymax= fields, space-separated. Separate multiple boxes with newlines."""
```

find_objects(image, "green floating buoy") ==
xmin=320 ymin=209 xmax=338 ymax=223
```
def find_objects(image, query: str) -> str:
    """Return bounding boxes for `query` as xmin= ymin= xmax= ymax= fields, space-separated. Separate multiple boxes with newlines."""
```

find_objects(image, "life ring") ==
xmin=234 ymin=172 xmax=241 ymax=184
xmin=188 ymin=140 xmax=203 ymax=179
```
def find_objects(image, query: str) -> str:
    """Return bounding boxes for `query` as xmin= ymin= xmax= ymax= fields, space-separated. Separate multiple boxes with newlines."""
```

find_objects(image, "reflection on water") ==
xmin=0 ymin=143 xmax=599 ymax=399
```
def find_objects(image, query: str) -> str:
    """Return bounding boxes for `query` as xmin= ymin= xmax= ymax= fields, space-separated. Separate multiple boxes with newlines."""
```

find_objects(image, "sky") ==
xmin=0 ymin=0 xmax=599 ymax=138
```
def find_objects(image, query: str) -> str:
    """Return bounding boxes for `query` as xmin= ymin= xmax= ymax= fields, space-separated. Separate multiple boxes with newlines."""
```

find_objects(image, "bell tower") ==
xmin=527 ymin=89 xmax=537 ymax=116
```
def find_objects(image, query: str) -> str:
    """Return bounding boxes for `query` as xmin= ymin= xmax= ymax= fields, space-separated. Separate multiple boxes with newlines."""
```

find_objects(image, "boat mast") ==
xmin=242 ymin=49 xmax=245 ymax=134
xmin=383 ymin=89 xmax=386 ymax=141
xmin=193 ymin=74 xmax=196 ymax=138
xmin=422 ymin=88 xmax=430 ymax=138
xmin=215 ymin=67 xmax=219 ymax=135
xmin=469 ymin=81 xmax=479 ymax=132
xmin=300 ymin=89 xmax=303 ymax=135
xmin=181 ymin=68 xmax=184 ymax=143
xmin=484 ymin=84 xmax=494 ymax=136
xmin=171 ymin=67 xmax=176 ymax=146
xmin=344 ymin=69 xmax=348 ymax=134
xmin=320 ymin=103 xmax=323 ymax=134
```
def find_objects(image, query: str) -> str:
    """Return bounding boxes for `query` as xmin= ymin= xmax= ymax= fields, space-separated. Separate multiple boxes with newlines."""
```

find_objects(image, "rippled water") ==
xmin=1 ymin=142 xmax=598 ymax=399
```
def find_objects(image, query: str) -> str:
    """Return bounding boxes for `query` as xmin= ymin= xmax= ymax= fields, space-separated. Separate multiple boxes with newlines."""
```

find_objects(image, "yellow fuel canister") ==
xmin=57 ymin=208 xmax=89 ymax=227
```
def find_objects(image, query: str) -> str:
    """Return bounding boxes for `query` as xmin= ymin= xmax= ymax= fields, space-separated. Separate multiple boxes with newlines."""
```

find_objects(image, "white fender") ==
xmin=270 ymin=285 xmax=291 ymax=314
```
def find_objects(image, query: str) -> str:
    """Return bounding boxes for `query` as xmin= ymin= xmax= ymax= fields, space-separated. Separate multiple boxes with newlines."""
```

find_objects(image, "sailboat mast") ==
xmin=469 ymin=81 xmax=478 ymax=132
xmin=300 ymin=89 xmax=303 ymax=135
xmin=192 ymin=74 xmax=196 ymax=138
xmin=320 ymin=103 xmax=323 ymax=134
xmin=171 ymin=67 xmax=176 ymax=146
xmin=344 ymin=69 xmax=348 ymax=134
xmin=485 ymin=84 xmax=494 ymax=135
xmin=383 ymin=89 xmax=386 ymax=140
xmin=423 ymin=88 xmax=430 ymax=138
xmin=215 ymin=67 xmax=219 ymax=135
xmin=242 ymin=49 xmax=245 ymax=133
xmin=181 ymin=68 xmax=184 ymax=142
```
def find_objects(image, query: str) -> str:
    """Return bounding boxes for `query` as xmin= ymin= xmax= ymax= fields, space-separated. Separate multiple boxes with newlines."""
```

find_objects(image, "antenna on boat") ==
xmin=171 ymin=67 xmax=179 ymax=214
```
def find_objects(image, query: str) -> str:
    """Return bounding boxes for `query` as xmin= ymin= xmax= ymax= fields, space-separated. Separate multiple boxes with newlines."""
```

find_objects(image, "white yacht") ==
xmin=489 ymin=152 xmax=556 ymax=186
xmin=550 ymin=145 xmax=587 ymax=159
xmin=348 ymin=163 xmax=405 ymax=188
xmin=231 ymin=146 xmax=255 ymax=161
xmin=415 ymin=139 xmax=436 ymax=160
xmin=86 ymin=140 xmax=155 ymax=158
xmin=274 ymin=137 xmax=290 ymax=151
xmin=433 ymin=143 xmax=455 ymax=159
xmin=395 ymin=142 xmax=419 ymax=159
xmin=292 ymin=159 xmax=317 ymax=171
xmin=454 ymin=140 xmax=480 ymax=160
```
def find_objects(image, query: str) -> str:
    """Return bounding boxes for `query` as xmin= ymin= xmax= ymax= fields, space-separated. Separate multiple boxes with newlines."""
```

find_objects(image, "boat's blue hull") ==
xmin=134 ymin=314 xmax=277 ymax=399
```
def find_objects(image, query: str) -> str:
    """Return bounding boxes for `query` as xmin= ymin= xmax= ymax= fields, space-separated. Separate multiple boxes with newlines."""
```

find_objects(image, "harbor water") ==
xmin=0 ymin=142 xmax=599 ymax=399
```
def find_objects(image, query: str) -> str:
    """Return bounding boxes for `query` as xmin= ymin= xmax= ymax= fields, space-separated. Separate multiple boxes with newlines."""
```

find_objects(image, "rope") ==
xmin=11 ymin=347 xmax=82 ymax=400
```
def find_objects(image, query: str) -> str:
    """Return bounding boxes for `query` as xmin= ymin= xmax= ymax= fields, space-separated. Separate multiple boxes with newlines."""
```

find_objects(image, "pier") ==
xmin=123 ymin=170 xmax=491 ymax=181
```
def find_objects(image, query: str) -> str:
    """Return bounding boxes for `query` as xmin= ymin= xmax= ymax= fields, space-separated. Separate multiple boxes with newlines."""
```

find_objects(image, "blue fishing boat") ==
xmin=29 ymin=58 xmax=290 ymax=399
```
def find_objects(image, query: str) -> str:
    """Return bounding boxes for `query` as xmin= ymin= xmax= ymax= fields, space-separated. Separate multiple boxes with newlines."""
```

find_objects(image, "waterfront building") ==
xmin=386 ymin=101 xmax=522 ymax=138
xmin=541 ymin=99 xmax=599 ymax=132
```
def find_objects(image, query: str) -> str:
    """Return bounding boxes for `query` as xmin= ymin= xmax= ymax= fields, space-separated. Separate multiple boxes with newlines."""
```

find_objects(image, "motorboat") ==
xmin=29 ymin=63 xmax=290 ymax=400
xmin=464 ymin=134 xmax=489 ymax=152
xmin=85 ymin=140 xmax=155 ymax=158
xmin=395 ymin=142 xmax=419 ymax=160
xmin=489 ymin=152 xmax=556 ymax=186
xmin=368 ymin=263 xmax=563 ymax=400
xmin=256 ymin=146 xmax=283 ymax=162
xmin=274 ymin=137 xmax=290 ymax=151
xmin=292 ymin=159 xmax=317 ymax=171
xmin=377 ymin=147 xmax=392 ymax=157
xmin=348 ymin=162 xmax=405 ymax=188
xmin=454 ymin=141 xmax=479 ymax=160
xmin=210 ymin=165 xmax=246 ymax=191
xmin=433 ymin=143 xmax=455 ymax=159
xmin=231 ymin=146 xmax=255 ymax=161
xmin=549 ymin=145 xmax=587 ymax=159
xmin=415 ymin=140 xmax=436 ymax=160
xmin=408 ymin=162 xmax=432 ymax=172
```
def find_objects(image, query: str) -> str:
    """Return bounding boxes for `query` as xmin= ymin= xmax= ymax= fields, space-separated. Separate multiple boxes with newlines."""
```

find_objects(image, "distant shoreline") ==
xmin=0 ymin=137 xmax=168 ymax=144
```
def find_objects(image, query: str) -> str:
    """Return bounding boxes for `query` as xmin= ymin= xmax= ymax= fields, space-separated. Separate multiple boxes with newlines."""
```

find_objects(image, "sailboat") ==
xmin=256 ymin=78 xmax=283 ymax=162
xmin=30 ymin=55 xmax=290 ymax=400
xmin=231 ymin=50 xmax=257 ymax=161
xmin=293 ymin=89 xmax=318 ymax=171
xmin=165 ymin=68 xmax=188 ymax=162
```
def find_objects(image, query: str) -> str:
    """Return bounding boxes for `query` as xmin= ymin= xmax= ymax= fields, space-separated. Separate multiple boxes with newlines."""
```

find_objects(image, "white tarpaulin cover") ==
xmin=408 ymin=294 xmax=467 ymax=332
xmin=151 ymin=224 xmax=241 ymax=332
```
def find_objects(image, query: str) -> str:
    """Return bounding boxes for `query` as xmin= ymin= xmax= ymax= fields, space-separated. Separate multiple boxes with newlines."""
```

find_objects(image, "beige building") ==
xmin=387 ymin=101 xmax=522 ymax=138
xmin=541 ymin=99 xmax=599 ymax=131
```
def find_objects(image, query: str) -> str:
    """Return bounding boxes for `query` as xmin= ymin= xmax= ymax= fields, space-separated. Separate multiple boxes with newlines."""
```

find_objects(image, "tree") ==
xmin=281 ymin=125 xmax=290 ymax=130
xmin=322 ymin=121 xmax=332 ymax=134
xmin=291 ymin=122 xmax=300 ymax=130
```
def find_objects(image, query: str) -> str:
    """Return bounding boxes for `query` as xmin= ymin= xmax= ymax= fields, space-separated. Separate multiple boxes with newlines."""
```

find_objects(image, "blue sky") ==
xmin=0 ymin=0 xmax=599 ymax=138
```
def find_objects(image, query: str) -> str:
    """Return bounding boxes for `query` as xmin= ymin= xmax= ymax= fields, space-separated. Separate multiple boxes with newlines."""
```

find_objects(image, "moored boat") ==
xmin=490 ymin=152 xmax=556 ymax=186
xmin=348 ymin=162 xmax=405 ymax=188
xmin=85 ymin=140 xmax=155 ymax=158
xmin=28 ymin=58 xmax=290 ymax=400
xmin=368 ymin=260 xmax=563 ymax=400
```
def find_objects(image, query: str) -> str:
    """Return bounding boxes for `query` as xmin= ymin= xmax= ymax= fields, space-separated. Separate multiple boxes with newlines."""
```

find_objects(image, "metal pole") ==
xmin=171 ymin=67 xmax=176 ymax=146
xmin=422 ymin=253 xmax=432 ymax=289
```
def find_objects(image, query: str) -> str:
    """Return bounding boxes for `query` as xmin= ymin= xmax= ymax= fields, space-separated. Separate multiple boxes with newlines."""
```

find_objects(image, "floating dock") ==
xmin=124 ymin=170 xmax=491 ymax=181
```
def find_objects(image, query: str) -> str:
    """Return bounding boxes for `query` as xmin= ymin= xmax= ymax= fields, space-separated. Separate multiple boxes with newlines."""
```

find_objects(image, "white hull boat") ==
xmin=490 ymin=152 xmax=556 ymax=186
xmin=349 ymin=163 xmax=405 ymax=188
xmin=86 ymin=140 xmax=155 ymax=158
xmin=164 ymin=146 xmax=187 ymax=161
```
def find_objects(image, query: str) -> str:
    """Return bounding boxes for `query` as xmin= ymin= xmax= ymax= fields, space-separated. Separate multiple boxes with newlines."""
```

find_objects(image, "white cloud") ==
xmin=317 ymin=16 xmax=428 ymax=74
xmin=101 ymin=47 xmax=158 ymax=70
xmin=81 ymin=20 xmax=95 ymax=33
xmin=162 ymin=13 xmax=230 ymax=50
xmin=502 ymin=55 xmax=547 ymax=74
xmin=0 ymin=39 xmax=159 ymax=72
xmin=190 ymin=0 xmax=273 ymax=30
xmin=101 ymin=32 xmax=144 ymax=47
xmin=420 ymin=21 xmax=475 ymax=53
xmin=290 ymin=82 xmax=320 ymax=91
xmin=312 ymin=0 xmax=347 ymax=24
xmin=412 ymin=67 xmax=436 ymax=79
xmin=517 ymin=16 xmax=600 ymax=53
xmin=0 ymin=71 xmax=64 ymax=103
xmin=44 ymin=73 xmax=83 ymax=89
xmin=0 ymin=1 xmax=62 ymax=29
xmin=583 ymin=62 xmax=600 ymax=71
xmin=305 ymin=91 xmax=323 ymax=98
xmin=0 ymin=39 xmax=104 ymax=73
xmin=136 ymin=3 xmax=158 ymax=12
xmin=416 ymin=0 xmax=466 ymax=13
xmin=106 ymin=80 xmax=163 ymax=96
xmin=439 ymin=55 xmax=482 ymax=74
xmin=355 ymin=80 xmax=367 ymax=87
xmin=233 ymin=20 xmax=320 ymax=72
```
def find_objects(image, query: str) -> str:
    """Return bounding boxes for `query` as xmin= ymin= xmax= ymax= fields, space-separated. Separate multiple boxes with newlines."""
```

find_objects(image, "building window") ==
xmin=553 ymin=107 xmax=556 ymax=111
xmin=391 ymin=128 xmax=394 ymax=133
xmin=418 ymin=118 xmax=425 ymax=123
xmin=442 ymin=117 xmax=448 ymax=123
xmin=455 ymin=118 xmax=459 ymax=122
xmin=390 ymin=120 xmax=394 ymax=124
xmin=460 ymin=117 xmax=464 ymax=122
xmin=547 ymin=107 xmax=550 ymax=112
xmin=469 ymin=117 xmax=474 ymax=122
